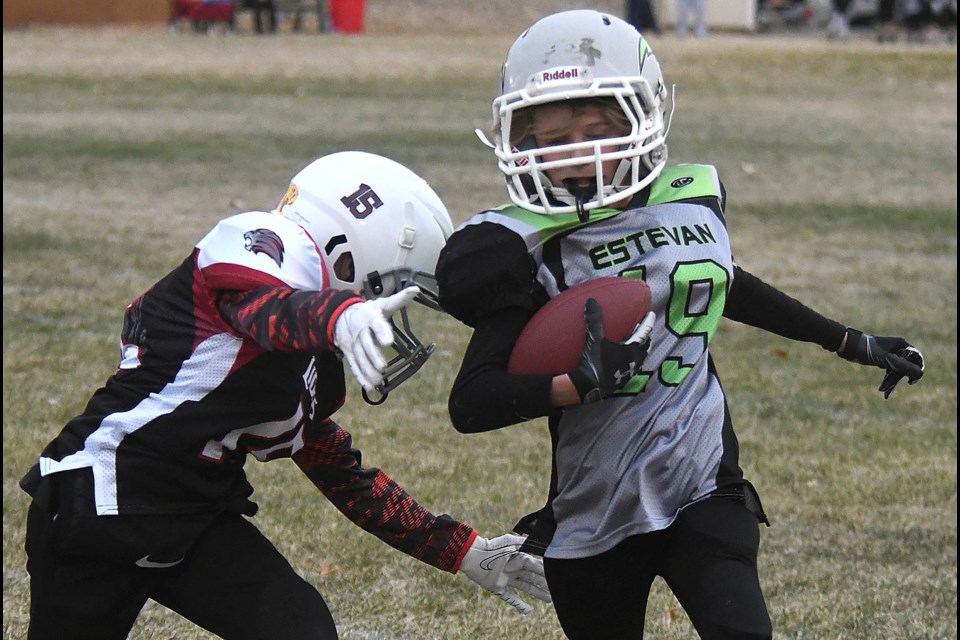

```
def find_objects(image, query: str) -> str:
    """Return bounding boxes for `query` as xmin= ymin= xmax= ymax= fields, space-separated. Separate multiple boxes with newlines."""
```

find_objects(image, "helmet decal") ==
xmin=539 ymin=67 xmax=581 ymax=82
xmin=339 ymin=183 xmax=383 ymax=219
xmin=278 ymin=183 xmax=298 ymax=211
xmin=639 ymin=36 xmax=653 ymax=64
xmin=577 ymin=38 xmax=602 ymax=66
xmin=243 ymin=229 xmax=285 ymax=268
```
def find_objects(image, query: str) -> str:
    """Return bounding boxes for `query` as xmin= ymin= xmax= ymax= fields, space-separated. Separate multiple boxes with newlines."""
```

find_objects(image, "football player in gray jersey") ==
xmin=436 ymin=10 xmax=925 ymax=640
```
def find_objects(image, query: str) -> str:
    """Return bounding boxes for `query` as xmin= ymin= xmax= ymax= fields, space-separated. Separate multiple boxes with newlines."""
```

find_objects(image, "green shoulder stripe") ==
xmin=485 ymin=165 xmax=720 ymax=246
xmin=489 ymin=203 xmax=623 ymax=245
xmin=647 ymin=164 xmax=721 ymax=206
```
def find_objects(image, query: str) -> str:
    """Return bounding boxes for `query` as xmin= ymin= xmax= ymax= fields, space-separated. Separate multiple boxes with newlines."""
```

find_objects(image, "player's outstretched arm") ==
xmin=217 ymin=284 xmax=421 ymax=393
xmin=837 ymin=329 xmax=925 ymax=399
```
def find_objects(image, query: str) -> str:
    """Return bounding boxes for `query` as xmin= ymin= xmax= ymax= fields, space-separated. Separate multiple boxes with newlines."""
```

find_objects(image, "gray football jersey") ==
xmin=465 ymin=164 xmax=735 ymax=559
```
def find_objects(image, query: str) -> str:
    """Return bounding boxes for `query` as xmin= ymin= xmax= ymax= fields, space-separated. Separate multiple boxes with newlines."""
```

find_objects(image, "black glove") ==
xmin=568 ymin=298 xmax=654 ymax=404
xmin=837 ymin=328 xmax=925 ymax=399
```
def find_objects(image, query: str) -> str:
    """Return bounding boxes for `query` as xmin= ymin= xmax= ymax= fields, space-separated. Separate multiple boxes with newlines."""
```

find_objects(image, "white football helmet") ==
xmin=276 ymin=151 xmax=454 ymax=398
xmin=492 ymin=10 xmax=669 ymax=217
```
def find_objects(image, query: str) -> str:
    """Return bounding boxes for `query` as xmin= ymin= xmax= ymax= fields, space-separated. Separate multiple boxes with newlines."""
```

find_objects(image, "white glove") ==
xmin=458 ymin=533 xmax=552 ymax=615
xmin=333 ymin=286 xmax=420 ymax=392
xmin=627 ymin=311 xmax=656 ymax=344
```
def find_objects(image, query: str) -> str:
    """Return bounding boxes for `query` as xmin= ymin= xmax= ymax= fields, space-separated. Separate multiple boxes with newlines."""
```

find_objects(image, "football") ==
xmin=507 ymin=277 xmax=652 ymax=376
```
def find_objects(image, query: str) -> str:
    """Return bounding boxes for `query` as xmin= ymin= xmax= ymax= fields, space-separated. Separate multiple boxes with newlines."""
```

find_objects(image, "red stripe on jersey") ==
xmin=201 ymin=261 xmax=289 ymax=292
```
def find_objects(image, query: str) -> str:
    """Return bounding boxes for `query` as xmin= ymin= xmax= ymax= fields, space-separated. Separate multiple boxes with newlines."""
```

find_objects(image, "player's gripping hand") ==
xmin=837 ymin=328 xmax=925 ymax=399
xmin=333 ymin=286 xmax=421 ymax=392
xmin=457 ymin=533 xmax=552 ymax=615
xmin=568 ymin=298 xmax=655 ymax=404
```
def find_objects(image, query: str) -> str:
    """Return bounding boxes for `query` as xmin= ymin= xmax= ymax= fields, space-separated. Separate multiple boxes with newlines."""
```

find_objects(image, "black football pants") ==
xmin=24 ymin=472 xmax=337 ymax=640
xmin=543 ymin=495 xmax=773 ymax=640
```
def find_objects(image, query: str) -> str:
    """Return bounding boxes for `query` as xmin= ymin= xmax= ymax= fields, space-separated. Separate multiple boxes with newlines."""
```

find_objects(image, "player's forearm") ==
xmin=218 ymin=285 xmax=362 ymax=352
xmin=292 ymin=421 xmax=475 ymax=572
xmin=447 ymin=307 xmax=557 ymax=432
xmin=724 ymin=265 xmax=847 ymax=351
xmin=449 ymin=367 xmax=557 ymax=432
xmin=327 ymin=469 xmax=476 ymax=572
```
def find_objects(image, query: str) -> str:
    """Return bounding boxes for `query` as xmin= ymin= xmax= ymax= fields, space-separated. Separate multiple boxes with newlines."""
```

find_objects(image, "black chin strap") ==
xmin=562 ymin=178 xmax=598 ymax=223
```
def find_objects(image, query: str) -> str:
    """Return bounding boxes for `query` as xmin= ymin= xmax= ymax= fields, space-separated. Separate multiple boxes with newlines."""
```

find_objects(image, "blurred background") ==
xmin=3 ymin=0 xmax=957 ymax=43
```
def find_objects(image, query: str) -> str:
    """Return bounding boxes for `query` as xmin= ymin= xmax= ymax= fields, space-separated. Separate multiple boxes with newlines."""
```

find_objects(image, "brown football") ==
xmin=507 ymin=277 xmax=652 ymax=376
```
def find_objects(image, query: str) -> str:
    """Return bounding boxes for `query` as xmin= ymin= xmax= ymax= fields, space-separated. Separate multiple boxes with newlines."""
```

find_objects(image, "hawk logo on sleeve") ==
xmin=244 ymin=228 xmax=285 ymax=268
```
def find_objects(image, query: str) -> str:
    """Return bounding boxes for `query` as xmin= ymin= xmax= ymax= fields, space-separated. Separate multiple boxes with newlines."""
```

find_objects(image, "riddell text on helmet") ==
xmin=540 ymin=68 xmax=580 ymax=82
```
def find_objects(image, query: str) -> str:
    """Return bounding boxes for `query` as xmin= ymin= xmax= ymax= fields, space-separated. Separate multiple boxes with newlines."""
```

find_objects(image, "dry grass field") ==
xmin=3 ymin=8 xmax=957 ymax=639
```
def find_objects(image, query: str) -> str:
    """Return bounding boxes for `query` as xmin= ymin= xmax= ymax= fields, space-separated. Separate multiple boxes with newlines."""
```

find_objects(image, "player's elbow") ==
xmin=448 ymin=394 xmax=486 ymax=434
xmin=448 ymin=391 xmax=530 ymax=434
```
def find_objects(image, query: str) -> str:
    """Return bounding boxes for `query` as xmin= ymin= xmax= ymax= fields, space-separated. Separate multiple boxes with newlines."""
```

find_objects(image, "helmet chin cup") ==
xmin=561 ymin=178 xmax=599 ymax=222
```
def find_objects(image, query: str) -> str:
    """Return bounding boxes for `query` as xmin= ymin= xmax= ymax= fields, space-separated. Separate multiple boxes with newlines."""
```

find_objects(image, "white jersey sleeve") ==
xmin=196 ymin=211 xmax=327 ymax=292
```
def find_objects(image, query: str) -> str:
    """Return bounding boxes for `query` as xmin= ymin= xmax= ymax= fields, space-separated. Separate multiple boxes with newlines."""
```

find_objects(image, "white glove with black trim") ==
xmin=333 ymin=286 xmax=420 ymax=392
xmin=457 ymin=533 xmax=552 ymax=615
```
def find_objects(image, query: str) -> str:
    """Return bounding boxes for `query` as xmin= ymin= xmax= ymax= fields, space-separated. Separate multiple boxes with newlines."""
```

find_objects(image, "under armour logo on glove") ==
xmin=613 ymin=363 xmax=639 ymax=387
xmin=568 ymin=298 xmax=655 ymax=404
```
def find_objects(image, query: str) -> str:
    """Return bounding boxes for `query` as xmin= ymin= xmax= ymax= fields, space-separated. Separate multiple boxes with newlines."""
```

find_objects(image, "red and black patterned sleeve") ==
xmin=292 ymin=418 xmax=476 ymax=573
xmin=218 ymin=286 xmax=363 ymax=353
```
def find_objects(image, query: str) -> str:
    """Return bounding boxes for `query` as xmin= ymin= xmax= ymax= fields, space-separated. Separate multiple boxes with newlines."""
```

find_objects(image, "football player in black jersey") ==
xmin=20 ymin=151 xmax=550 ymax=640
xmin=436 ymin=10 xmax=925 ymax=640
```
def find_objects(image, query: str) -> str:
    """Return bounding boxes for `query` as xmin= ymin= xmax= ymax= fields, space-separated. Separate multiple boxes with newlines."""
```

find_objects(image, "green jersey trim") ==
xmin=647 ymin=164 xmax=722 ymax=205
xmin=481 ymin=164 xmax=721 ymax=249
